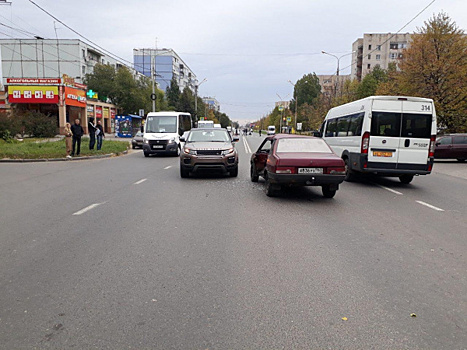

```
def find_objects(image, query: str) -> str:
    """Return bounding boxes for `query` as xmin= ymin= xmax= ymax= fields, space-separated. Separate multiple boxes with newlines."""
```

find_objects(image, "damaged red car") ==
xmin=250 ymin=134 xmax=346 ymax=198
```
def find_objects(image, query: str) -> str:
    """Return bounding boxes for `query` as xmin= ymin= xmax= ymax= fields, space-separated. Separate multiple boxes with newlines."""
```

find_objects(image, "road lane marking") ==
xmin=164 ymin=166 xmax=172 ymax=170
xmin=243 ymin=137 xmax=252 ymax=154
xmin=134 ymin=178 xmax=147 ymax=185
xmin=73 ymin=202 xmax=106 ymax=216
xmin=416 ymin=200 xmax=445 ymax=212
xmin=375 ymin=184 xmax=403 ymax=195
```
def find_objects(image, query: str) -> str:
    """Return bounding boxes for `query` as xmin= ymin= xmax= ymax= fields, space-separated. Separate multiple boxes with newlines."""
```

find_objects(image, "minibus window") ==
xmin=348 ymin=113 xmax=364 ymax=136
xmin=337 ymin=117 xmax=350 ymax=136
xmin=401 ymin=114 xmax=431 ymax=138
xmin=326 ymin=119 xmax=337 ymax=137
xmin=371 ymin=112 xmax=401 ymax=137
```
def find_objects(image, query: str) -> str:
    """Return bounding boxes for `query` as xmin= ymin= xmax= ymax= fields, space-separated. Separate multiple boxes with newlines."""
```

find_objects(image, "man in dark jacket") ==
xmin=96 ymin=120 xmax=105 ymax=150
xmin=88 ymin=117 xmax=96 ymax=150
xmin=70 ymin=118 xmax=84 ymax=156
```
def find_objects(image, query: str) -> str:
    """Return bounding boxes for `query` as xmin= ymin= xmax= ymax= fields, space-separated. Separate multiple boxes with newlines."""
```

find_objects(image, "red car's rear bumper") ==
xmin=268 ymin=173 xmax=345 ymax=186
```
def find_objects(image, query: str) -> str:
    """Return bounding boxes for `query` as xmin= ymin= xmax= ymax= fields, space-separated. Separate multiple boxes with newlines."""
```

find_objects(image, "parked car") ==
xmin=250 ymin=134 xmax=346 ymax=198
xmin=180 ymin=128 xmax=239 ymax=178
xmin=434 ymin=134 xmax=467 ymax=162
xmin=132 ymin=131 xmax=144 ymax=149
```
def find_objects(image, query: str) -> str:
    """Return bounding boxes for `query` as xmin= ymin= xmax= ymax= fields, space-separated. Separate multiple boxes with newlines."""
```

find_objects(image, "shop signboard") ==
xmin=103 ymin=107 xmax=109 ymax=119
xmin=8 ymin=85 xmax=59 ymax=104
xmin=87 ymin=105 xmax=94 ymax=119
xmin=64 ymin=87 xmax=86 ymax=107
xmin=7 ymin=78 xmax=61 ymax=85
xmin=96 ymin=106 xmax=102 ymax=118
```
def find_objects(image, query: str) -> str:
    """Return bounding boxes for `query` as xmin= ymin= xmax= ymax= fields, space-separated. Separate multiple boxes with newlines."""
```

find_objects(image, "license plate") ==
xmin=298 ymin=168 xmax=323 ymax=174
xmin=152 ymin=145 xmax=164 ymax=149
xmin=373 ymin=151 xmax=393 ymax=157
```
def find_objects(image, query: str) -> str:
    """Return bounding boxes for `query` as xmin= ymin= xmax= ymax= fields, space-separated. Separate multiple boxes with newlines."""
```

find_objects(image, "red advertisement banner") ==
xmin=8 ymin=85 xmax=59 ymax=104
xmin=64 ymin=87 xmax=86 ymax=107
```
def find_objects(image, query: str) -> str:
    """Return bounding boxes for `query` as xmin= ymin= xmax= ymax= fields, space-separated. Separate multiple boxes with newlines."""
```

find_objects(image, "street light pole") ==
xmin=276 ymin=93 xmax=289 ymax=133
xmin=195 ymin=78 xmax=207 ymax=121
xmin=287 ymin=80 xmax=298 ymax=133
xmin=321 ymin=51 xmax=355 ymax=97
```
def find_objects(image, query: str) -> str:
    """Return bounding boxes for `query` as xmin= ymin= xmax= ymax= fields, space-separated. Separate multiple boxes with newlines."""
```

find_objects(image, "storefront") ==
xmin=86 ymin=100 xmax=118 ymax=134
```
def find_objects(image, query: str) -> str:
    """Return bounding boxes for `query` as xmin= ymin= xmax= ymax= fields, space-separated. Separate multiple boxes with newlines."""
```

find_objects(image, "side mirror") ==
xmin=180 ymin=137 xmax=186 ymax=142
xmin=232 ymin=137 xmax=239 ymax=142
xmin=435 ymin=142 xmax=440 ymax=146
xmin=312 ymin=130 xmax=322 ymax=138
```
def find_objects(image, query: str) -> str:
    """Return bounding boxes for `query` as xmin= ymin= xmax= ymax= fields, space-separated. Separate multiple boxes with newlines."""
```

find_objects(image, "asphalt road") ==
xmin=1 ymin=133 xmax=466 ymax=349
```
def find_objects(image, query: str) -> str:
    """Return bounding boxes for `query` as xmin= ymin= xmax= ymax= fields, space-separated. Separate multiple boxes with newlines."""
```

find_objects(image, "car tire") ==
xmin=144 ymin=151 xmax=149 ymax=157
xmin=457 ymin=158 xmax=466 ymax=162
xmin=132 ymin=144 xmax=136 ymax=149
xmin=229 ymin=166 xmax=238 ymax=177
xmin=322 ymin=185 xmax=337 ymax=198
xmin=265 ymin=177 xmax=280 ymax=197
xmin=174 ymin=145 xmax=181 ymax=157
xmin=250 ymin=164 xmax=259 ymax=182
xmin=344 ymin=157 xmax=357 ymax=182
xmin=180 ymin=166 xmax=189 ymax=178
xmin=399 ymin=174 xmax=414 ymax=184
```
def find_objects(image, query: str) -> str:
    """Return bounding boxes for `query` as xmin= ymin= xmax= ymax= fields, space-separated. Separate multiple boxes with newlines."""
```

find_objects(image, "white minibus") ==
xmin=320 ymin=96 xmax=437 ymax=183
xmin=267 ymin=125 xmax=276 ymax=135
xmin=143 ymin=111 xmax=193 ymax=157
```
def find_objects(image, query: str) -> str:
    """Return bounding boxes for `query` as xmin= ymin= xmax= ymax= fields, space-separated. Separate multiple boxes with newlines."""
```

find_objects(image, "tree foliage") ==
xmin=166 ymin=77 xmax=181 ymax=110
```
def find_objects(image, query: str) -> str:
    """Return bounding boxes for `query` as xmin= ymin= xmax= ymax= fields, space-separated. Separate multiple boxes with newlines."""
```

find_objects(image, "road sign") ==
xmin=297 ymin=123 xmax=302 ymax=131
xmin=287 ymin=116 xmax=292 ymax=122
xmin=278 ymin=106 xmax=284 ymax=112
xmin=139 ymin=109 xmax=145 ymax=117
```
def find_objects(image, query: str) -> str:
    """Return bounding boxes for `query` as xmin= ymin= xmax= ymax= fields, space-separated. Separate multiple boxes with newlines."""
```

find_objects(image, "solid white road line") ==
xmin=72 ymin=202 xmax=106 ymax=216
xmin=416 ymin=200 xmax=445 ymax=212
xmin=164 ymin=166 xmax=172 ymax=170
xmin=375 ymin=184 xmax=403 ymax=195
xmin=134 ymin=178 xmax=147 ymax=185
xmin=243 ymin=137 xmax=252 ymax=154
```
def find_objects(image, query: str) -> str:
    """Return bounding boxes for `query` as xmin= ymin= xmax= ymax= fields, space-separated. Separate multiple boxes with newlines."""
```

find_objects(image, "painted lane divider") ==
xmin=243 ymin=137 xmax=252 ymax=154
xmin=375 ymin=184 xmax=403 ymax=195
xmin=73 ymin=202 xmax=106 ymax=216
xmin=134 ymin=178 xmax=147 ymax=185
xmin=416 ymin=200 xmax=445 ymax=212
xmin=164 ymin=166 xmax=172 ymax=170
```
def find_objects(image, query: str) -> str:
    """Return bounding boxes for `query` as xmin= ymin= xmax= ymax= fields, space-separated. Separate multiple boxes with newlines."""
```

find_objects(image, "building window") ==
xmin=376 ymin=54 xmax=381 ymax=60
xmin=377 ymin=45 xmax=381 ymax=51
xmin=368 ymin=54 xmax=371 ymax=59
xmin=367 ymin=64 xmax=371 ymax=69
xmin=82 ymin=66 xmax=86 ymax=74
xmin=82 ymin=49 xmax=86 ymax=59
xmin=389 ymin=53 xmax=398 ymax=59
xmin=368 ymin=44 xmax=372 ymax=50
xmin=390 ymin=43 xmax=398 ymax=50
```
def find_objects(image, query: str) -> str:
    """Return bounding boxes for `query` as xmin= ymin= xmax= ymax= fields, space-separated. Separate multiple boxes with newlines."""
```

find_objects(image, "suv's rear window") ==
xmin=371 ymin=112 xmax=431 ymax=138
xmin=276 ymin=138 xmax=332 ymax=153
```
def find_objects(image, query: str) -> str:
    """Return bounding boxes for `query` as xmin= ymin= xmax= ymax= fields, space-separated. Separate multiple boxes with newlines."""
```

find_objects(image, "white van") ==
xmin=143 ymin=111 xmax=193 ymax=157
xmin=267 ymin=125 xmax=276 ymax=135
xmin=198 ymin=120 xmax=214 ymax=128
xmin=321 ymin=96 xmax=437 ymax=183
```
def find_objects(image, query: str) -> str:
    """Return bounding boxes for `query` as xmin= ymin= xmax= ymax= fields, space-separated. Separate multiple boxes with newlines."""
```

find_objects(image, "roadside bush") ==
xmin=0 ymin=111 xmax=22 ymax=140
xmin=21 ymin=111 xmax=57 ymax=138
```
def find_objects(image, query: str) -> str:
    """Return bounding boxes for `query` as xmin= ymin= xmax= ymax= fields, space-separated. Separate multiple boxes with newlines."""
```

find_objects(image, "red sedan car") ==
xmin=250 ymin=135 xmax=346 ymax=197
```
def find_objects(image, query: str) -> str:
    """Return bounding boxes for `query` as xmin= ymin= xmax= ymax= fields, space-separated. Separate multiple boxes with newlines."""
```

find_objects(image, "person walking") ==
xmin=64 ymin=122 xmax=73 ymax=158
xmin=88 ymin=117 xmax=96 ymax=150
xmin=96 ymin=120 xmax=105 ymax=150
xmin=70 ymin=118 xmax=84 ymax=156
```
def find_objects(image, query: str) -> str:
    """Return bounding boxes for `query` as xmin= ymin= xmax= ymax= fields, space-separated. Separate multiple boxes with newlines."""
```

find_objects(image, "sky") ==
xmin=1 ymin=0 xmax=466 ymax=124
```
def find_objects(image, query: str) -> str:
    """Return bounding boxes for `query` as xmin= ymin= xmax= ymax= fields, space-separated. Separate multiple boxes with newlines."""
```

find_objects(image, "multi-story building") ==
xmin=275 ymin=101 xmax=290 ymax=109
xmin=133 ymin=48 xmax=197 ymax=93
xmin=0 ymin=38 xmax=127 ymax=86
xmin=317 ymin=74 xmax=350 ymax=96
xmin=203 ymin=96 xmax=220 ymax=112
xmin=350 ymin=33 xmax=412 ymax=81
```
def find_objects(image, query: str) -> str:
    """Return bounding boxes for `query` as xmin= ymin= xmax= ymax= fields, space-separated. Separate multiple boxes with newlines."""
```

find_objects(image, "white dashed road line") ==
xmin=73 ymin=202 xmax=106 ymax=216
xmin=416 ymin=200 xmax=445 ymax=212
xmin=134 ymin=178 xmax=147 ymax=185
xmin=164 ymin=166 xmax=172 ymax=170
xmin=375 ymin=184 xmax=403 ymax=195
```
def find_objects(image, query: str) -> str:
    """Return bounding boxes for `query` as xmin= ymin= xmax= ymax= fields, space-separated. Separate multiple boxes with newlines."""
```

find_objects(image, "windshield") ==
xmin=187 ymin=129 xmax=231 ymax=142
xmin=145 ymin=116 xmax=177 ymax=133
xmin=276 ymin=138 xmax=333 ymax=153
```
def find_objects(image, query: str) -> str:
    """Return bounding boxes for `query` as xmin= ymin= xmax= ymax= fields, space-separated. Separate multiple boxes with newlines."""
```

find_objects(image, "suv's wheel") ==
xmin=399 ymin=174 xmax=414 ymax=184
xmin=180 ymin=166 xmax=189 ymax=178
xmin=229 ymin=166 xmax=238 ymax=177
xmin=250 ymin=164 xmax=259 ymax=182
xmin=144 ymin=151 xmax=149 ymax=157
xmin=174 ymin=145 xmax=181 ymax=157
xmin=132 ymin=144 xmax=136 ymax=149
xmin=322 ymin=185 xmax=337 ymax=198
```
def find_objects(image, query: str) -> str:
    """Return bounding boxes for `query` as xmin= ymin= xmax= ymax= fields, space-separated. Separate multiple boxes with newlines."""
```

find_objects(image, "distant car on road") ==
xmin=267 ymin=125 xmax=276 ymax=135
xmin=434 ymin=134 xmax=467 ymax=162
xmin=132 ymin=131 xmax=144 ymax=149
xmin=250 ymin=135 xmax=346 ymax=198
xmin=180 ymin=128 xmax=239 ymax=178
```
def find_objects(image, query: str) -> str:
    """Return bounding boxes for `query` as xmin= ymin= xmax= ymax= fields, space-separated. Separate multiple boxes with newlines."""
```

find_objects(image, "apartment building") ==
xmin=133 ymin=48 xmax=197 ymax=93
xmin=317 ymin=74 xmax=350 ymax=96
xmin=350 ymin=33 xmax=412 ymax=81
xmin=203 ymin=96 xmax=220 ymax=112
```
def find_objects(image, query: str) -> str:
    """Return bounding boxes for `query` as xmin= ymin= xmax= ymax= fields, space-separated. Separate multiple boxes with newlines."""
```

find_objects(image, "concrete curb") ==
xmin=0 ymin=150 xmax=129 ymax=163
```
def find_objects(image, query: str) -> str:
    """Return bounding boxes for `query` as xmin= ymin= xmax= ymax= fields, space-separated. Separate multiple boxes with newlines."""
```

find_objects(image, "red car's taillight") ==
xmin=326 ymin=167 xmax=346 ymax=175
xmin=361 ymin=132 xmax=370 ymax=154
xmin=275 ymin=166 xmax=296 ymax=174
xmin=429 ymin=135 xmax=436 ymax=158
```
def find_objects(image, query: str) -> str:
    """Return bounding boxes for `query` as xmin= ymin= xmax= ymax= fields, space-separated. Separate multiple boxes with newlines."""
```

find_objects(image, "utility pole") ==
xmin=321 ymin=50 xmax=355 ymax=97
xmin=195 ymin=78 xmax=207 ymax=120
xmin=151 ymin=53 xmax=156 ymax=112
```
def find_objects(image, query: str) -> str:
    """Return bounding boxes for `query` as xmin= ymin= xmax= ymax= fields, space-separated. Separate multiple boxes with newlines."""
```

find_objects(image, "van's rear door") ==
xmin=368 ymin=99 xmax=402 ymax=167
xmin=397 ymin=100 xmax=433 ymax=166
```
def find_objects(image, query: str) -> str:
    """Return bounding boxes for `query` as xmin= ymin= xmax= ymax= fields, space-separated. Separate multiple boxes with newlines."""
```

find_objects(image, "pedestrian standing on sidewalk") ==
xmin=64 ymin=122 xmax=73 ymax=158
xmin=70 ymin=118 xmax=84 ymax=156
xmin=88 ymin=117 xmax=96 ymax=150
xmin=96 ymin=120 xmax=105 ymax=150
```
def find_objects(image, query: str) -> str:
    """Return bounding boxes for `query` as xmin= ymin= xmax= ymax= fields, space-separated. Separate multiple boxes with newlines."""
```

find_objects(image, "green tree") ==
xmin=290 ymin=73 xmax=322 ymax=112
xmin=356 ymin=65 xmax=388 ymax=99
xmin=85 ymin=63 xmax=116 ymax=102
xmin=166 ymin=77 xmax=181 ymax=109
xmin=177 ymin=87 xmax=195 ymax=114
